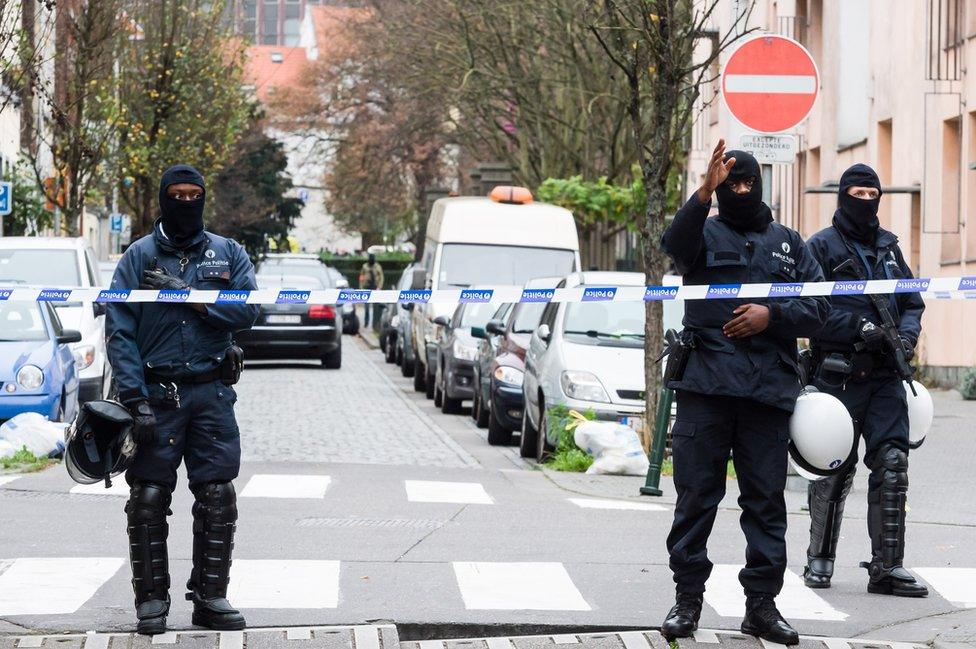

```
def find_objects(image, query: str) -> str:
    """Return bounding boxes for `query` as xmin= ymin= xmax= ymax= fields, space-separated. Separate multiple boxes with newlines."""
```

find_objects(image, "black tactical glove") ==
xmin=857 ymin=317 xmax=885 ymax=351
xmin=129 ymin=400 xmax=157 ymax=445
xmin=900 ymin=336 xmax=915 ymax=362
xmin=140 ymin=265 xmax=189 ymax=291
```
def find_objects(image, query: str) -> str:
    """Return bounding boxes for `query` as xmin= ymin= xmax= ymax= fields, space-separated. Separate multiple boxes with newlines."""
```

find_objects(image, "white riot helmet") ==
xmin=789 ymin=387 xmax=857 ymax=477
xmin=905 ymin=380 xmax=933 ymax=449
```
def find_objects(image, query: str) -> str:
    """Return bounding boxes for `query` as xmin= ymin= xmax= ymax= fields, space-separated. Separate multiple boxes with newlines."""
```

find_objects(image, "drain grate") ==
xmin=296 ymin=516 xmax=444 ymax=530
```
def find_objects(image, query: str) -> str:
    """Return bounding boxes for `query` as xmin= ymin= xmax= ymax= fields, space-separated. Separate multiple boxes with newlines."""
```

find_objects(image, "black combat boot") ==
xmin=126 ymin=482 xmax=172 ymax=635
xmin=660 ymin=592 xmax=702 ymax=640
xmin=741 ymin=595 xmax=799 ymax=645
xmin=186 ymin=481 xmax=246 ymax=630
xmin=861 ymin=446 xmax=928 ymax=597
xmin=804 ymin=465 xmax=855 ymax=588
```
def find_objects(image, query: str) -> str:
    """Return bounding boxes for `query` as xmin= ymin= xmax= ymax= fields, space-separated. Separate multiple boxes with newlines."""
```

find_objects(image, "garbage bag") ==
xmin=573 ymin=419 xmax=649 ymax=476
xmin=0 ymin=438 xmax=16 ymax=459
xmin=0 ymin=412 xmax=66 ymax=459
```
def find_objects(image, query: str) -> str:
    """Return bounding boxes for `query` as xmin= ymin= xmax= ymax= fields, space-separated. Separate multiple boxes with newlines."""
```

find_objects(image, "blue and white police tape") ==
xmin=7 ymin=276 xmax=976 ymax=305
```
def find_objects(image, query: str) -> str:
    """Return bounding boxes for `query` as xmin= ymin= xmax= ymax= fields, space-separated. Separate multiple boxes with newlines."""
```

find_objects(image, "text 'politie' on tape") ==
xmin=6 ymin=276 xmax=976 ymax=305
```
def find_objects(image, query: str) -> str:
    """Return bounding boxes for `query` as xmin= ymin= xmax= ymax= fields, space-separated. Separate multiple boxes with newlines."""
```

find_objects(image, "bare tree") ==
xmin=589 ymin=0 xmax=753 ymax=430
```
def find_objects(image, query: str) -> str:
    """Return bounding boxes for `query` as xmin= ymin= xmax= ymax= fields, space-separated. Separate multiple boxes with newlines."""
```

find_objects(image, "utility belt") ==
xmin=144 ymin=345 xmax=244 ymax=408
xmin=658 ymin=329 xmax=696 ymax=386
xmin=810 ymin=348 xmax=892 ymax=389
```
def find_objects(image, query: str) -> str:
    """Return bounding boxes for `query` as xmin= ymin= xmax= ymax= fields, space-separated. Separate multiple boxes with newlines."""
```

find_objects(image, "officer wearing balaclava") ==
xmin=657 ymin=140 xmax=829 ymax=644
xmin=803 ymin=164 xmax=927 ymax=597
xmin=106 ymin=164 xmax=259 ymax=634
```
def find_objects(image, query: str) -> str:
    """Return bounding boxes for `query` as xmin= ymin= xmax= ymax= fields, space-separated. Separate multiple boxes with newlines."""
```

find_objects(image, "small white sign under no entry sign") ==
xmin=739 ymin=133 xmax=797 ymax=164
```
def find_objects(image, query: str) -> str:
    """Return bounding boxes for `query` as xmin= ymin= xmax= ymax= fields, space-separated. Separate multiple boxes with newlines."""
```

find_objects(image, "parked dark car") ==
xmin=325 ymin=266 xmax=360 ymax=335
xmin=432 ymin=300 xmax=496 ymax=414
xmin=379 ymin=264 xmax=416 ymax=364
xmin=256 ymin=255 xmax=359 ymax=336
xmin=237 ymin=274 xmax=342 ymax=368
xmin=471 ymin=299 xmax=548 ymax=445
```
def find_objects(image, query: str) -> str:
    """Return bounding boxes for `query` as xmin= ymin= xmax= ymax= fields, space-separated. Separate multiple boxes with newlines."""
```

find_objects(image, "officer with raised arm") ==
xmin=658 ymin=140 xmax=828 ymax=644
xmin=106 ymin=164 xmax=259 ymax=634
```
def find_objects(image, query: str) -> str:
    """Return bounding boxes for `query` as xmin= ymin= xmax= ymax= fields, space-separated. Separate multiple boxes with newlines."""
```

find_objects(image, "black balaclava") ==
xmin=158 ymin=164 xmax=206 ymax=247
xmin=367 ymin=253 xmax=376 ymax=265
xmin=714 ymin=150 xmax=772 ymax=232
xmin=833 ymin=163 xmax=882 ymax=244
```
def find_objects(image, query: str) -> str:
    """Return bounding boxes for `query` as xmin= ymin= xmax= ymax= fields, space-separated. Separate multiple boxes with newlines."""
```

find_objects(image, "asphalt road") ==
xmin=0 ymin=336 xmax=973 ymax=646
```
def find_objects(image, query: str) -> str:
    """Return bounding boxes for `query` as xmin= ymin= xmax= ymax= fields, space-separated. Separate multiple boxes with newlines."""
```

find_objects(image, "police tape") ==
xmin=6 ymin=276 xmax=976 ymax=305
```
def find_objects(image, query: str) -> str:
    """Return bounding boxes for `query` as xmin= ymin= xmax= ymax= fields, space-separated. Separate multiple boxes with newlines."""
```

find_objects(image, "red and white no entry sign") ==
xmin=722 ymin=35 xmax=819 ymax=134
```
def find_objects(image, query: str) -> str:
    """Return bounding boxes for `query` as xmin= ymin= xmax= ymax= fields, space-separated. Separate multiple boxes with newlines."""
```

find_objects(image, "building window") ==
xmin=877 ymin=120 xmax=893 ymax=230
xmin=966 ymin=112 xmax=976 ymax=262
xmin=941 ymin=116 xmax=962 ymax=264
xmin=262 ymin=1 xmax=280 ymax=45
xmin=243 ymin=0 xmax=258 ymax=41
xmin=927 ymin=0 xmax=963 ymax=81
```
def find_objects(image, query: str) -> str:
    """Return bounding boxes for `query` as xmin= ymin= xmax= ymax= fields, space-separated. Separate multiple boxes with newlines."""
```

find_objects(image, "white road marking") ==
xmin=70 ymin=481 xmax=130 ymax=496
xmin=821 ymin=638 xmax=853 ymax=649
xmin=353 ymin=626 xmax=381 ymax=649
xmin=568 ymin=497 xmax=667 ymax=512
xmin=405 ymin=480 xmax=493 ymax=505
xmin=760 ymin=640 xmax=790 ymax=649
xmin=617 ymin=631 xmax=650 ymax=649
xmin=915 ymin=567 xmax=976 ymax=607
xmin=485 ymin=639 xmax=513 ymax=649
xmin=83 ymin=632 xmax=110 ymax=649
xmin=452 ymin=562 xmax=590 ymax=611
xmin=0 ymin=476 xmax=20 ymax=487
xmin=150 ymin=633 xmax=177 ymax=645
xmin=693 ymin=630 xmax=720 ymax=643
xmin=418 ymin=642 xmax=443 ymax=649
xmin=0 ymin=557 xmax=123 ymax=616
xmin=704 ymin=564 xmax=847 ymax=620
xmin=227 ymin=560 xmax=340 ymax=608
xmin=551 ymin=635 xmax=579 ymax=644
xmin=240 ymin=474 xmax=332 ymax=499
xmin=17 ymin=637 xmax=44 ymax=647
xmin=286 ymin=629 xmax=312 ymax=641
xmin=219 ymin=632 xmax=243 ymax=649
xmin=724 ymin=74 xmax=817 ymax=94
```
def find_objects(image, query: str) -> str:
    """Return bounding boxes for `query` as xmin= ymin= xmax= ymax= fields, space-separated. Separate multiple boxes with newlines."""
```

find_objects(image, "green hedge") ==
xmin=320 ymin=253 xmax=414 ymax=289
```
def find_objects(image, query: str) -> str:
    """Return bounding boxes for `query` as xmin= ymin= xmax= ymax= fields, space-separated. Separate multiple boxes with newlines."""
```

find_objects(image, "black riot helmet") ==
xmin=65 ymin=400 xmax=136 ymax=488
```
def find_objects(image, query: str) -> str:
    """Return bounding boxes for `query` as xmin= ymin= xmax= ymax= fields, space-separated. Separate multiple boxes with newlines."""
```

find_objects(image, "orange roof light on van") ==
xmin=489 ymin=185 xmax=533 ymax=204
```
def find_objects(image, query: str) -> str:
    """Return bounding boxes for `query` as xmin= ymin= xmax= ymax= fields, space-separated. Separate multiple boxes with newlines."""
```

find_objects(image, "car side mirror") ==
xmin=537 ymin=323 xmax=551 ymax=344
xmin=57 ymin=330 xmax=83 ymax=344
xmin=433 ymin=315 xmax=450 ymax=327
xmin=471 ymin=326 xmax=486 ymax=340
xmin=410 ymin=268 xmax=427 ymax=290
xmin=485 ymin=319 xmax=505 ymax=336
xmin=92 ymin=302 xmax=107 ymax=318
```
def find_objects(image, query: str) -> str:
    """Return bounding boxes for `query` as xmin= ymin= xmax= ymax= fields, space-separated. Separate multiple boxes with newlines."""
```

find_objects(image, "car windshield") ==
xmin=438 ymin=244 xmax=575 ymax=287
xmin=562 ymin=300 xmax=645 ymax=348
xmin=256 ymin=274 xmax=325 ymax=290
xmin=258 ymin=261 xmax=333 ymax=287
xmin=0 ymin=249 xmax=81 ymax=286
xmin=459 ymin=302 xmax=495 ymax=327
xmin=0 ymin=303 xmax=48 ymax=342
xmin=511 ymin=303 xmax=546 ymax=333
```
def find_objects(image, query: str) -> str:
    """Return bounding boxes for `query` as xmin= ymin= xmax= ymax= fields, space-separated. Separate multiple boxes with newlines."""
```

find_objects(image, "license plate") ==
xmin=266 ymin=314 xmax=301 ymax=324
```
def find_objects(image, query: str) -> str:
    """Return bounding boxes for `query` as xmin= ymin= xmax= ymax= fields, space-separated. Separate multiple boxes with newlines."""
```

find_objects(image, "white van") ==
xmin=0 ymin=237 xmax=111 ymax=404
xmin=408 ymin=186 xmax=581 ymax=398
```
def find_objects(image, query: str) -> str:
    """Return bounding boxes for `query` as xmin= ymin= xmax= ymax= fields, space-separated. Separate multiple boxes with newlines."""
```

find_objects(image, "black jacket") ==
xmin=661 ymin=194 xmax=829 ymax=411
xmin=806 ymin=225 xmax=924 ymax=354
xmin=106 ymin=221 xmax=259 ymax=404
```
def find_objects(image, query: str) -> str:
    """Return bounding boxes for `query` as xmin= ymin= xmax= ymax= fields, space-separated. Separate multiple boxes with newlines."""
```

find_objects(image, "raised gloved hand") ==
xmin=857 ymin=317 xmax=885 ymax=351
xmin=129 ymin=400 xmax=157 ymax=445
xmin=140 ymin=265 xmax=189 ymax=291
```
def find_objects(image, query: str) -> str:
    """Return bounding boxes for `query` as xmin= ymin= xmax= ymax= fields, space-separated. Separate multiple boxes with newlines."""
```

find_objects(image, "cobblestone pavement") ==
xmin=234 ymin=337 xmax=478 ymax=468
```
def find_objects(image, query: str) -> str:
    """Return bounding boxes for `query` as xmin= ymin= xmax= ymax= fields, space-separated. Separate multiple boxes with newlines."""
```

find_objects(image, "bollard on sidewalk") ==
xmin=640 ymin=387 xmax=673 ymax=497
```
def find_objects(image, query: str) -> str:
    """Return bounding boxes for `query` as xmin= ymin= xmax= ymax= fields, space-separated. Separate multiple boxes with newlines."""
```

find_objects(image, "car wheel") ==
xmin=425 ymin=364 xmax=436 ymax=400
xmin=323 ymin=344 xmax=342 ymax=369
xmin=470 ymin=379 xmax=480 ymax=421
xmin=441 ymin=372 xmax=462 ymax=414
xmin=385 ymin=336 xmax=397 ymax=363
xmin=536 ymin=402 xmax=554 ymax=463
xmin=395 ymin=341 xmax=403 ymax=366
xmin=487 ymin=398 xmax=512 ymax=445
xmin=379 ymin=332 xmax=387 ymax=353
xmin=412 ymin=356 xmax=426 ymax=391
xmin=519 ymin=406 xmax=539 ymax=459
xmin=475 ymin=388 xmax=490 ymax=429
xmin=402 ymin=349 xmax=415 ymax=377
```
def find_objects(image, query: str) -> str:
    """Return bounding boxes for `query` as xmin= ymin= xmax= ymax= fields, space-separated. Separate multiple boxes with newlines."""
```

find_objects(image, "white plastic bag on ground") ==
xmin=573 ymin=419 xmax=650 ymax=476
xmin=0 ymin=438 xmax=16 ymax=459
xmin=0 ymin=412 xmax=66 ymax=458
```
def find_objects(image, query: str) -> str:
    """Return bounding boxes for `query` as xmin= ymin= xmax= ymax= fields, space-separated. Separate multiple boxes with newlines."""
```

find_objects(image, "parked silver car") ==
xmin=521 ymin=271 xmax=647 ymax=461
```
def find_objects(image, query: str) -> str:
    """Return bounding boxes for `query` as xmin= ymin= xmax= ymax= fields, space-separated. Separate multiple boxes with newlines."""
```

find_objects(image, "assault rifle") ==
xmin=832 ymin=258 xmax=917 ymax=396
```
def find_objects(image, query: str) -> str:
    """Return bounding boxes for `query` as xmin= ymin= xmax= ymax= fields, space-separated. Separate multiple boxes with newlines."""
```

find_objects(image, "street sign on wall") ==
xmin=722 ymin=35 xmax=819 ymax=134
xmin=0 ymin=181 xmax=11 ymax=216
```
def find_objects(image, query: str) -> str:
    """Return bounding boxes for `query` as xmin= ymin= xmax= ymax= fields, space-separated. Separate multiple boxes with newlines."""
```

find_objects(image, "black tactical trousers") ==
xmin=667 ymin=390 xmax=790 ymax=597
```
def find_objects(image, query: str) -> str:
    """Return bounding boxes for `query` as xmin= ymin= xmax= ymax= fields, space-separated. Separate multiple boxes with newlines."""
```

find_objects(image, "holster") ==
xmin=814 ymin=352 xmax=854 ymax=390
xmin=219 ymin=345 xmax=244 ymax=386
xmin=660 ymin=329 xmax=694 ymax=386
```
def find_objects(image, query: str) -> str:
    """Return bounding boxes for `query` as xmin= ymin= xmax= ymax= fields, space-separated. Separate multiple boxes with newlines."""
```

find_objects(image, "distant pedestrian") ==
xmin=359 ymin=252 xmax=384 ymax=326
xmin=106 ymin=164 xmax=258 ymax=635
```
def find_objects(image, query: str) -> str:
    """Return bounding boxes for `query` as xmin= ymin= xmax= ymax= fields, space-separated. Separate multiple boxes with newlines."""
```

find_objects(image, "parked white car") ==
xmin=521 ymin=271 xmax=646 ymax=461
xmin=0 ymin=237 xmax=112 ymax=404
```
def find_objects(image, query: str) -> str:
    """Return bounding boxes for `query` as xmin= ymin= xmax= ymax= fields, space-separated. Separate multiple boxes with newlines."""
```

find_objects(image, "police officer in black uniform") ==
xmin=803 ymin=164 xmax=927 ymax=597
xmin=106 ymin=164 xmax=259 ymax=634
xmin=659 ymin=141 xmax=828 ymax=643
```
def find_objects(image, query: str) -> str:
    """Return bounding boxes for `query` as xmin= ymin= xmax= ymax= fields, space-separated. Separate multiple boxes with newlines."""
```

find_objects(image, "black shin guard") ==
xmin=187 ymin=481 xmax=245 ymax=630
xmin=804 ymin=465 xmax=855 ymax=587
xmin=862 ymin=445 xmax=928 ymax=597
xmin=126 ymin=482 xmax=172 ymax=634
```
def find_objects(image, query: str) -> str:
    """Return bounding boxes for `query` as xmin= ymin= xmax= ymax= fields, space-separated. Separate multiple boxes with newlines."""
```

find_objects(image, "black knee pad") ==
xmin=126 ymin=482 xmax=173 ymax=524
xmin=192 ymin=481 xmax=237 ymax=523
xmin=810 ymin=463 xmax=856 ymax=501
xmin=872 ymin=444 xmax=909 ymax=492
